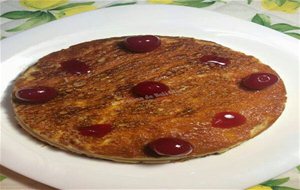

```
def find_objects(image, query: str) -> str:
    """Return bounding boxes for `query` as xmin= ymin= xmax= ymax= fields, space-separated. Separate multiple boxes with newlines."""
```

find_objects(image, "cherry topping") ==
xmin=199 ymin=55 xmax=230 ymax=66
xmin=148 ymin=138 xmax=193 ymax=156
xmin=60 ymin=59 xmax=91 ymax=74
xmin=78 ymin=124 xmax=112 ymax=138
xmin=15 ymin=86 xmax=58 ymax=103
xmin=242 ymin=73 xmax=278 ymax=90
xmin=212 ymin=112 xmax=246 ymax=128
xmin=132 ymin=81 xmax=169 ymax=98
xmin=124 ymin=35 xmax=161 ymax=53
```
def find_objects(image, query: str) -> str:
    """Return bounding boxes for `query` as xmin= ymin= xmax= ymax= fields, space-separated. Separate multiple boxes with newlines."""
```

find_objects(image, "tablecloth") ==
xmin=0 ymin=0 xmax=299 ymax=189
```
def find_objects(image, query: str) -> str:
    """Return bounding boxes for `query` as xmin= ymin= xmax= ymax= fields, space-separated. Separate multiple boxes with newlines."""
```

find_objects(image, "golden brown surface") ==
xmin=12 ymin=36 xmax=286 ymax=163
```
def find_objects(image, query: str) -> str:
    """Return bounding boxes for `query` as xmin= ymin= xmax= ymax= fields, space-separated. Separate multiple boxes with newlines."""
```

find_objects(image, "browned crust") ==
xmin=12 ymin=36 xmax=286 ymax=163
xmin=13 ymin=110 xmax=254 ymax=163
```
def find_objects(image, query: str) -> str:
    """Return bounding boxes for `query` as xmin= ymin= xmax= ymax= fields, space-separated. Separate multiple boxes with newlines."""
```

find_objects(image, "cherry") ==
xmin=123 ymin=35 xmax=161 ymax=53
xmin=212 ymin=112 xmax=246 ymax=128
xmin=242 ymin=73 xmax=278 ymax=90
xmin=15 ymin=86 xmax=58 ymax=103
xmin=148 ymin=138 xmax=193 ymax=156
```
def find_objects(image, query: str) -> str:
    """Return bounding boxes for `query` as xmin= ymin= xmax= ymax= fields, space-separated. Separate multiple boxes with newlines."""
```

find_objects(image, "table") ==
xmin=1 ymin=0 xmax=299 ymax=189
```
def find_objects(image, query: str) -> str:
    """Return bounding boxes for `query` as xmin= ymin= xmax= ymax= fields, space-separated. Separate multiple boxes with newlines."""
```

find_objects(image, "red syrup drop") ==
xmin=212 ymin=112 xmax=246 ymax=128
xmin=60 ymin=59 xmax=91 ymax=75
xmin=199 ymin=55 xmax=230 ymax=66
xmin=78 ymin=124 xmax=112 ymax=138
xmin=131 ymin=81 xmax=170 ymax=98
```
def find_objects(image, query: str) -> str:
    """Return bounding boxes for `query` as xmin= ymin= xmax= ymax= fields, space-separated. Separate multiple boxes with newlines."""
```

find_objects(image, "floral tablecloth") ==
xmin=0 ymin=0 xmax=299 ymax=189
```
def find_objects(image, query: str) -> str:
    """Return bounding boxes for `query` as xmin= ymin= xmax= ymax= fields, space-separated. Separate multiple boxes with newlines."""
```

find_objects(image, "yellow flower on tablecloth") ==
xmin=246 ymin=185 xmax=272 ymax=190
xmin=20 ymin=0 xmax=68 ymax=10
xmin=61 ymin=5 xmax=96 ymax=17
xmin=261 ymin=0 xmax=300 ymax=13
xmin=148 ymin=0 xmax=174 ymax=4
xmin=2 ymin=0 xmax=96 ymax=32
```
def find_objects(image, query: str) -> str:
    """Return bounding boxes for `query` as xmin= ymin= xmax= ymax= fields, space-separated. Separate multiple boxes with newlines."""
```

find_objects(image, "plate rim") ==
xmin=1 ymin=4 xmax=299 ymax=189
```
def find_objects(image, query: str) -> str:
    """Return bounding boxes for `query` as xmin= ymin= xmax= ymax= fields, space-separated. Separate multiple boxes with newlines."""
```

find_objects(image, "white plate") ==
xmin=0 ymin=5 xmax=299 ymax=189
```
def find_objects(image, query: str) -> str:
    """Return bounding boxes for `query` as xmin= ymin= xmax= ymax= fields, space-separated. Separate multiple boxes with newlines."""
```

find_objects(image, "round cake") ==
xmin=12 ymin=35 xmax=286 ymax=163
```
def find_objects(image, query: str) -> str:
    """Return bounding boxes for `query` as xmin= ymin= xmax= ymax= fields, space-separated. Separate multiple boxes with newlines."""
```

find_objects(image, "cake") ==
xmin=12 ymin=35 xmax=286 ymax=163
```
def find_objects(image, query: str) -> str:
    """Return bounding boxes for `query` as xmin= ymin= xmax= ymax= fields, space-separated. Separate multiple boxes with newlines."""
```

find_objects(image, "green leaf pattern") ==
xmin=50 ymin=2 xmax=95 ymax=10
xmin=106 ymin=2 xmax=137 ymax=7
xmin=286 ymin=32 xmax=300 ymax=38
xmin=1 ymin=1 xmax=96 ymax=32
xmin=0 ymin=175 xmax=6 ymax=181
xmin=274 ymin=0 xmax=287 ymax=6
xmin=272 ymin=186 xmax=300 ymax=190
xmin=270 ymin=23 xmax=300 ymax=32
xmin=262 ymin=177 xmax=290 ymax=186
xmin=251 ymin=13 xmax=300 ymax=39
xmin=1 ymin=11 xmax=38 ymax=19
xmin=255 ymin=175 xmax=300 ymax=190
xmin=6 ymin=12 xmax=55 ymax=32
xmin=173 ymin=0 xmax=216 ymax=8
xmin=251 ymin=13 xmax=271 ymax=26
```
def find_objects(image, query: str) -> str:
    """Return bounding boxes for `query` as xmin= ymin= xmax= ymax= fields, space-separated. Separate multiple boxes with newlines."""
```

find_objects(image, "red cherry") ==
xmin=60 ymin=59 xmax=91 ymax=75
xmin=148 ymin=138 xmax=193 ymax=156
xmin=124 ymin=35 xmax=161 ymax=53
xmin=199 ymin=55 xmax=230 ymax=66
xmin=132 ymin=81 xmax=169 ymax=98
xmin=212 ymin=112 xmax=246 ymax=128
xmin=242 ymin=73 xmax=278 ymax=90
xmin=78 ymin=124 xmax=112 ymax=138
xmin=15 ymin=86 xmax=58 ymax=103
